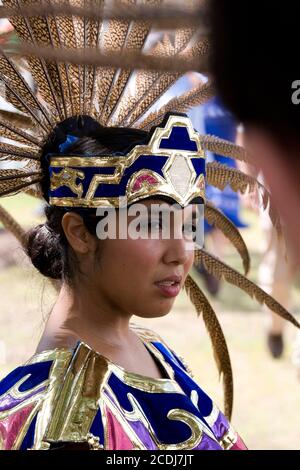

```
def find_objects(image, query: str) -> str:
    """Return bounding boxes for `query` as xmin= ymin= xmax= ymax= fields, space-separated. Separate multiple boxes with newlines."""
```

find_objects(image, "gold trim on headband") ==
xmin=49 ymin=115 xmax=205 ymax=208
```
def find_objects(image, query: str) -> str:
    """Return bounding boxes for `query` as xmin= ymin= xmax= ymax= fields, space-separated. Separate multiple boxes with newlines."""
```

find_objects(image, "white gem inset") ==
xmin=167 ymin=156 xmax=193 ymax=197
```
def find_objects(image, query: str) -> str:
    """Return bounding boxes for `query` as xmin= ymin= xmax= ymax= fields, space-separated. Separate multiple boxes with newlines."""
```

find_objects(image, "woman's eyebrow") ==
xmin=144 ymin=205 xmax=200 ymax=223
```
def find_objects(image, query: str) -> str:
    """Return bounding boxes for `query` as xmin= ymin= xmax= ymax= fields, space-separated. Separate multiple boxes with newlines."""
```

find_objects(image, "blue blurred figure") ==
xmin=203 ymin=96 xmax=247 ymax=233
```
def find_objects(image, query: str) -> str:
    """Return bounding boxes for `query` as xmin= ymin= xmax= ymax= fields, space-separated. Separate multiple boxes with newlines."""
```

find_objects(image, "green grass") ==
xmin=0 ymin=193 xmax=44 ymax=229
xmin=0 ymin=203 xmax=300 ymax=449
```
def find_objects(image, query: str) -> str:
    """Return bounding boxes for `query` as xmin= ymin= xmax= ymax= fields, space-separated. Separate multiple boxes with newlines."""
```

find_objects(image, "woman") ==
xmin=0 ymin=1 xmax=297 ymax=451
xmin=0 ymin=114 xmax=246 ymax=450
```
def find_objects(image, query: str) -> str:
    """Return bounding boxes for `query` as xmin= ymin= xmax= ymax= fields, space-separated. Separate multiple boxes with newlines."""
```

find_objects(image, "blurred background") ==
xmin=1 ymin=193 xmax=300 ymax=449
xmin=0 ymin=17 xmax=299 ymax=451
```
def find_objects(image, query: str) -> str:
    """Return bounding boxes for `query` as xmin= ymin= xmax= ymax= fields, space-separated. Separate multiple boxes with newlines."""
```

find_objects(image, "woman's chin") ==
xmin=133 ymin=301 xmax=174 ymax=319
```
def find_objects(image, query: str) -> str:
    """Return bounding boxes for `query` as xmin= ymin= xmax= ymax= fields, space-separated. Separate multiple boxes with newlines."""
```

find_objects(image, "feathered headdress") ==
xmin=0 ymin=0 xmax=298 ymax=421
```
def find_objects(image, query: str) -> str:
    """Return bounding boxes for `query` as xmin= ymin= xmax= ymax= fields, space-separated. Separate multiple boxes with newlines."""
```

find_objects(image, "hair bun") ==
xmin=26 ymin=223 xmax=63 ymax=279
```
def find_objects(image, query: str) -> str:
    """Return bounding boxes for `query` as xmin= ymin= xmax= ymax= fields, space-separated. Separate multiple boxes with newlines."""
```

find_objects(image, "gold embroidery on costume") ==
xmin=49 ymin=116 xmax=205 ymax=208
xmin=0 ymin=375 xmax=47 ymax=420
xmin=38 ymin=344 xmax=110 ymax=447
xmin=102 ymin=385 xmax=148 ymax=450
xmin=86 ymin=433 xmax=104 ymax=450
xmin=51 ymin=168 xmax=85 ymax=198
xmin=219 ymin=425 xmax=238 ymax=450
xmin=204 ymin=402 xmax=220 ymax=428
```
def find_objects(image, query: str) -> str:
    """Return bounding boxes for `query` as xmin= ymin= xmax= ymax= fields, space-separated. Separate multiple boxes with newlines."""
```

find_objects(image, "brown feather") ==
xmin=0 ymin=203 xmax=26 ymax=247
xmin=115 ymin=29 xmax=197 ymax=125
xmin=84 ymin=0 xmax=104 ymax=115
xmin=0 ymin=109 xmax=33 ymax=129
xmin=195 ymin=249 xmax=300 ymax=329
xmin=206 ymin=161 xmax=282 ymax=235
xmin=22 ymin=4 xmax=70 ymax=117
xmin=184 ymin=274 xmax=233 ymax=420
xmin=3 ymin=40 xmax=206 ymax=74
xmin=96 ymin=0 xmax=134 ymax=122
xmin=0 ymin=115 xmax=41 ymax=146
xmin=0 ymin=2 xmax=206 ymax=29
xmin=127 ymin=38 xmax=209 ymax=126
xmin=139 ymin=80 xmax=214 ymax=131
xmin=0 ymin=55 xmax=51 ymax=131
xmin=0 ymin=168 xmax=41 ymax=181
xmin=99 ymin=0 xmax=136 ymax=121
xmin=52 ymin=0 xmax=82 ymax=116
xmin=0 ymin=175 xmax=42 ymax=197
xmin=7 ymin=0 xmax=71 ymax=117
xmin=201 ymin=134 xmax=251 ymax=164
xmin=5 ymin=0 xmax=64 ymax=120
xmin=103 ymin=0 xmax=161 ymax=124
xmin=0 ymin=142 xmax=40 ymax=160
xmin=205 ymin=201 xmax=250 ymax=275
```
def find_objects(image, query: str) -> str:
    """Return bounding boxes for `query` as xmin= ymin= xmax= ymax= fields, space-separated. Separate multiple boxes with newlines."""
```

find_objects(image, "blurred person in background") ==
xmin=236 ymin=128 xmax=297 ymax=359
xmin=208 ymin=0 xmax=300 ymax=263
xmin=200 ymin=96 xmax=248 ymax=295
xmin=0 ymin=2 xmax=299 ymax=451
xmin=208 ymin=1 xmax=300 ymax=363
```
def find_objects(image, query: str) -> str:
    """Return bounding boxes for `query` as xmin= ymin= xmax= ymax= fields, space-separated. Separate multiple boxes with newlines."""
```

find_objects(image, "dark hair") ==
xmin=208 ymin=0 xmax=300 ymax=146
xmin=26 ymin=115 xmax=148 ymax=282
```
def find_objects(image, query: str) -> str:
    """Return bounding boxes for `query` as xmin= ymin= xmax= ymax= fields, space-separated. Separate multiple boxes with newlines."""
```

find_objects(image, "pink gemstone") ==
xmin=132 ymin=174 xmax=159 ymax=193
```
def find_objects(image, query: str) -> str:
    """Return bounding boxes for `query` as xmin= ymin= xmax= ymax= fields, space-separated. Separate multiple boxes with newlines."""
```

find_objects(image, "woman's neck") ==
xmin=36 ymin=282 xmax=133 ymax=354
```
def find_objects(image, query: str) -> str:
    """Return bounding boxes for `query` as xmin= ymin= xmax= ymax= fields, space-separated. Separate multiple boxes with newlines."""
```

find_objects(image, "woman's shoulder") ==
xmin=130 ymin=323 xmax=167 ymax=344
xmin=0 ymin=348 xmax=73 ymax=405
xmin=0 ymin=348 xmax=74 ymax=450
xmin=130 ymin=323 xmax=194 ymax=374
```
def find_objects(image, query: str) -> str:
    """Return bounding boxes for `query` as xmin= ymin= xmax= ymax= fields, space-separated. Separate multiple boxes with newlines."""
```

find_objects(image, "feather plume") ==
xmin=206 ymin=161 xmax=281 ymax=235
xmin=46 ymin=3 xmax=77 ymax=117
xmin=184 ymin=274 xmax=233 ymax=419
xmin=126 ymin=38 xmax=209 ymax=126
xmin=195 ymin=249 xmax=300 ymax=328
xmin=115 ymin=29 xmax=198 ymax=125
xmin=120 ymin=30 xmax=196 ymax=121
xmin=0 ymin=174 xmax=42 ymax=197
xmin=0 ymin=203 xmax=27 ymax=246
xmin=95 ymin=0 xmax=135 ymax=122
xmin=0 ymin=116 xmax=41 ymax=146
xmin=139 ymin=80 xmax=214 ymax=131
xmin=5 ymin=0 xmax=72 ymax=118
xmin=0 ymin=2 xmax=207 ymax=30
xmin=103 ymin=0 xmax=160 ymax=124
xmin=2 ymin=40 xmax=206 ymax=73
xmin=201 ymin=134 xmax=251 ymax=164
xmin=205 ymin=201 xmax=250 ymax=275
xmin=0 ymin=142 xmax=40 ymax=160
xmin=52 ymin=0 xmax=82 ymax=116
xmin=0 ymin=168 xmax=41 ymax=181
xmin=84 ymin=0 xmax=104 ymax=115
xmin=0 ymin=109 xmax=33 ymax=129
xmin=0 ymin=55 xmax=51 ymax=131
xmin=18 ymin=2 xmax=70 ymax=117
xmin=4 ymin=0 xmax=64 ymax=120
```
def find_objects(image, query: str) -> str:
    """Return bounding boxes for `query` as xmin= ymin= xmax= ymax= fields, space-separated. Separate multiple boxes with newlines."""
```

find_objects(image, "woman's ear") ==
xmin=61 ymin=212 xmax=97 ymax=254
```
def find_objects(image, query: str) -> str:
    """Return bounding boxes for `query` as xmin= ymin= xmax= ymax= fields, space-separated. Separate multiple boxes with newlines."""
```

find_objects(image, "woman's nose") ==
xmin=162 ymin=237 xmax=191 ymax=265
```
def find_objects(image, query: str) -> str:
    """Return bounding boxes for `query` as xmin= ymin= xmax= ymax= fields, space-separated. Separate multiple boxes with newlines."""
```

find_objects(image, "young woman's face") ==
xmin=91 ymin=199 xmax=198 ymax=318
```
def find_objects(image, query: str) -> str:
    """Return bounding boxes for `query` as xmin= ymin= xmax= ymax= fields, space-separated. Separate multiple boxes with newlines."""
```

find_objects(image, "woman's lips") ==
xmin=154 ymin=278 xmax=182 ymax=298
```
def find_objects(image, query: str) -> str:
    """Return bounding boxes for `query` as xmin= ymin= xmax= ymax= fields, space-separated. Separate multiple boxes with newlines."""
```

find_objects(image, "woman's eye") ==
xmin=183 ymin=223 xmax=197 ymax=233
xmin=183 ymin=223 xmax=197 ymax=239
xmin=148 ymin=220 xmax=162 ymax=230
xmin=139 ymin=220 xmax=162 ymax=232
